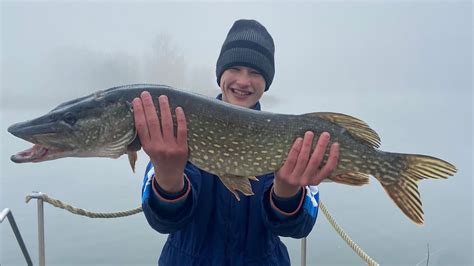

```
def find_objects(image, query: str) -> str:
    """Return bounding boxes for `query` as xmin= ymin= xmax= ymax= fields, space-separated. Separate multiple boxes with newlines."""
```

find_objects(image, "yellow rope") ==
xmin=25 ymin=193 xmax=143 ymax=218
xmin=24 ymin=193 xmax=379 ymax=265
xmin=319 ymin=200 xmax=379 ymax=266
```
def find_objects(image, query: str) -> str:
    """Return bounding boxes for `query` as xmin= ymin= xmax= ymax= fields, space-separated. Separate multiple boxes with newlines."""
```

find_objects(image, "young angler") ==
xmin=133 ymin=19 xmax=340 ymax=265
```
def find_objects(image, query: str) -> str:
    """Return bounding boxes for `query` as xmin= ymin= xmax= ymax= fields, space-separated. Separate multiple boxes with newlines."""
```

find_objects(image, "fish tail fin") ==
xmin=379 ymin=153 xmax=457 ymax=225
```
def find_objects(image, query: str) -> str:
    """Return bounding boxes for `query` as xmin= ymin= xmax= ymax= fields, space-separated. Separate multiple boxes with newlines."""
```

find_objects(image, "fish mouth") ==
xmin=10 ymin=144 xmax=71 ymax=163
xmin=10 ymin=144 xmax=56 ymax=163
xmin=9 ymin=120 xmax=76 ymax=163
xmin=11 ymin=144 xmax=49 ymax=163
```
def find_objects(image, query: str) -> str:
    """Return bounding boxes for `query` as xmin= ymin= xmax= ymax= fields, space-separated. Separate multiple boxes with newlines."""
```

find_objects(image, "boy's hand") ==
xmin=133 ymin=91 xmax=188 ymax=193
xmin=274 ymin=132 xmax=339 ymax=198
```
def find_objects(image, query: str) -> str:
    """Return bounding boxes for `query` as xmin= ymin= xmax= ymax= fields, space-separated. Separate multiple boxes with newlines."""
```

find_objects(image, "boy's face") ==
xmin=220 ymin=66 xmax=266 ymax=108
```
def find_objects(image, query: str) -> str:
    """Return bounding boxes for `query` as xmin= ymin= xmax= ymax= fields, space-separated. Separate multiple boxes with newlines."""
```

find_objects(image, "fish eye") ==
xmin=63 ymin=112 xmax=77 ymax=126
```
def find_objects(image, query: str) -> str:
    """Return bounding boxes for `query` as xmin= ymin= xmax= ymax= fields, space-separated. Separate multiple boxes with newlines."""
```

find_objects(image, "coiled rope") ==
xmin=25 ymin=193 xmax=378 ymax=265
xmin=319 ymin=200 xmax=379 ymax=266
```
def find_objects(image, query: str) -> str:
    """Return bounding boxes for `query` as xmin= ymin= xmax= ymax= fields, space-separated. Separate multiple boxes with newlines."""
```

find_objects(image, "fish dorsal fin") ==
xmin=304 ymin=112 xmax=381 ymax=148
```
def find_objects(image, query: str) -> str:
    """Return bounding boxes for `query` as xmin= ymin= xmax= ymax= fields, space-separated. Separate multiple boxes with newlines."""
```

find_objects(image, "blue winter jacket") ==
xmin=141 ymin=99 xmax=320 ymax=265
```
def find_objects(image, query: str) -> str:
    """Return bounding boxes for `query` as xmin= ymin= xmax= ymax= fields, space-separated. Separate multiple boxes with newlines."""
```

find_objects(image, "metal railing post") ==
xmin=37 ymin=196 xmax=46 ymax=266
xmin=26 ymin=191 xmax=47 ymax=266
xmin=301 ymin=237 xmax=306 ymax=266
xmin=0 ymin=208 xmax=33 ymax=265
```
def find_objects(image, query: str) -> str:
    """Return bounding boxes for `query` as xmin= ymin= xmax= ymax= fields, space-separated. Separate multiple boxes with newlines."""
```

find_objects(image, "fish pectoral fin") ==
xmin=126 ymin=133 xmax=142 ymax=152
xmin=303 ymin=112 xmax=381 ymax=148
xmin=218 ymin=175 xmax=255 ymax=201
xmin=127 ymin=151 xmax=138 ymax=173
xmin=328 ymin=172 xmax=370 ymax=186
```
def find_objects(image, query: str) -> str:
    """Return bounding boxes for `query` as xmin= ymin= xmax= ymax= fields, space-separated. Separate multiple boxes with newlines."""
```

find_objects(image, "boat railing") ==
xmin=4 ymin=191 xmax=379 ymax=265
xmin=1 ymin=207 xmax=34 ymax=266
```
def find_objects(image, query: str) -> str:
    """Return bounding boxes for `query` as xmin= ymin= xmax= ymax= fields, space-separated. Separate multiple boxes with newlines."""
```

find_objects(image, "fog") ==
xmin=1 ymin=1 xmax=472 ymax=265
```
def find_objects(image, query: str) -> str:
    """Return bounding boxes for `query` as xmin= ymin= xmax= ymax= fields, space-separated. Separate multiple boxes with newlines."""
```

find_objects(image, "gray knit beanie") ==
xmin=216 ymin=19 xmax=275 ymax=91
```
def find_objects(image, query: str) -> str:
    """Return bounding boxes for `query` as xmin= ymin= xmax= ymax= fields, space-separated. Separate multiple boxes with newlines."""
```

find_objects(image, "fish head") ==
xmin=8 ymin=91 xmax=137 ymax=163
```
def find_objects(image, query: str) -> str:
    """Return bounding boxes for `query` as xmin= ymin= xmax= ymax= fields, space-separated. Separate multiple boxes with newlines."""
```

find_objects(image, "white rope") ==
xmin=25 ymin=193 xmax=379 ymax=265
xmin=25 ymin=193 xmax=142 ymax=218
xmin=319 ymin=200 xmax=379 ymax=266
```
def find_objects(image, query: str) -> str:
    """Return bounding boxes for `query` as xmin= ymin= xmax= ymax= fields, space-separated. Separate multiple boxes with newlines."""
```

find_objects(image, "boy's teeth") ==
xmin=232 ymin=89 xmax=250 ymax=96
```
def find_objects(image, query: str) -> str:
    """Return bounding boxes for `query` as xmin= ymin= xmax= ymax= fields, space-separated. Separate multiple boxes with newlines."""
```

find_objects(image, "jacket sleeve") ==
xmin=261 ymin=178 xmax=320 ymax=239
xmin=141 ymin=161 xmax=201 ymax=234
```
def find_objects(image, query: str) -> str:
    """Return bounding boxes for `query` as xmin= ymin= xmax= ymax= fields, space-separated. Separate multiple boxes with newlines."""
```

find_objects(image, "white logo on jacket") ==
xmin=143 ymin=166 xmax=155 ymax=195
xmin=306 ymin=185 xmax=319 ymax=207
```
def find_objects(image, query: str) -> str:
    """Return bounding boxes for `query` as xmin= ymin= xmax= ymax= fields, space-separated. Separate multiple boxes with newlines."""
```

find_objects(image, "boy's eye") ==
xmin=250 ymin=70 xmax=261 ymax=75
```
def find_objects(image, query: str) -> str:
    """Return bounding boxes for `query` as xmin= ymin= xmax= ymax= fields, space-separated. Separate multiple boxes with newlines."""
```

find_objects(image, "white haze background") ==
xmin=1 ymin=1 xmax=472 ymax=265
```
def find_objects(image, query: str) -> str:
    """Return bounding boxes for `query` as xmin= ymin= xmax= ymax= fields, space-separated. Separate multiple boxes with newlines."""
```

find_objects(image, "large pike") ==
xmin=8 ymin=84 xmax=457 ymax=225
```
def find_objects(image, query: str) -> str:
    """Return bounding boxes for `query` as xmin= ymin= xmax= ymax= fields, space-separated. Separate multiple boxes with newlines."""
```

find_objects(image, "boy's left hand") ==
xmin=274 ymin=131 xmax=339 ymax=198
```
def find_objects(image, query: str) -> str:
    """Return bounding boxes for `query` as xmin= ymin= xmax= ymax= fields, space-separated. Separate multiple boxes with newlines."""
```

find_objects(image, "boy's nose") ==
xmin=235 ymin=73 xmax=251 ymax=88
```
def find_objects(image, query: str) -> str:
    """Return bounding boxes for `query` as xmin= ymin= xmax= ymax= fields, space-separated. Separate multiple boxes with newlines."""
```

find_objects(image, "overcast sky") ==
xmin=2 ymin=1 xmax=471 ymax=111
xmin=1 ymin=1 xmax=472 ymax=265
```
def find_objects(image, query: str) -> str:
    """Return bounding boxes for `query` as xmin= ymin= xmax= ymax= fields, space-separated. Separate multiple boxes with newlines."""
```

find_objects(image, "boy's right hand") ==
xmin=132 ymin=91 xmax=189 ymax=193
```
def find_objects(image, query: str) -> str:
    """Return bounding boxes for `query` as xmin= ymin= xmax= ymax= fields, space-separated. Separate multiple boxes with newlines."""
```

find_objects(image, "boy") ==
xmin=133 ymin=19 xmax=339 ymax=265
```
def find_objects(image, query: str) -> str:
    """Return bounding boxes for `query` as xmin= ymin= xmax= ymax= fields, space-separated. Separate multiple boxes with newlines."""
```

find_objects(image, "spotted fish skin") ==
xmin=8 ymin=84 xmax=457 ymax=225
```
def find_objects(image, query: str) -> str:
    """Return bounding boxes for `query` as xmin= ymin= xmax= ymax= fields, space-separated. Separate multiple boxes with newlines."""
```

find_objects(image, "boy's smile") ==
xmin=220 ymin=66 xmax=265 ymax=108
